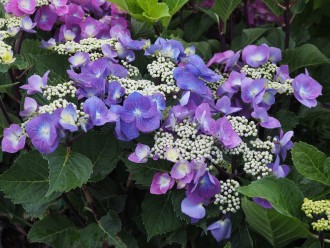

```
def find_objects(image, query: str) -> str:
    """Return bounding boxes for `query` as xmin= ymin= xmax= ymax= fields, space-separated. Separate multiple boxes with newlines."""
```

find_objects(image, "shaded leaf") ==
xmin=213 ymin=0 xmax=242 ymax=23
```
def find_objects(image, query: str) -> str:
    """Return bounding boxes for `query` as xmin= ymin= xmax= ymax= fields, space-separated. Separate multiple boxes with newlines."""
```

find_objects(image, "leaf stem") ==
xmin=217 ymin=20 xmax=226 ymax=51
xmin=0 ymin=97 xmax=12 ymax=125
xmin=82 ymin=185 xmax=100 ymax=221
xmin=61 ymin=193 xmax=86 ymax=228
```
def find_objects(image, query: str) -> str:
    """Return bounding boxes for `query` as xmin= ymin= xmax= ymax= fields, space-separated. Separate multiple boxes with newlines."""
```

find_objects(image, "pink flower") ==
xmin=150 ymin=172 xmax=174 ymax=195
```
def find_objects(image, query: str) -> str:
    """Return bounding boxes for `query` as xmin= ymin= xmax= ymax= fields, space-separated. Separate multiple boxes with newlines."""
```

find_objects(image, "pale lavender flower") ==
xmin=1 ymin=124 xmax=26 ymax=153
xmin=128 ymin=143 xmax=150 ymax=163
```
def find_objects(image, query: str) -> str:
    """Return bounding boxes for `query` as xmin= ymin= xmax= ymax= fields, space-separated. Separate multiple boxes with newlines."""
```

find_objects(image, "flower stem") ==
xmin=284 ymin=0 xmax=291 ymax=49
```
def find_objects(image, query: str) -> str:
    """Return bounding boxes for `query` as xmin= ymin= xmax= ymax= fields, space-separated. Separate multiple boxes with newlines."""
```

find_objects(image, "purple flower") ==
xmin=59 ymin=104 xmax=78 ymax=132
xmin=128 ymin=143 xmax=150 ymax=163
xmin=259 ymin=89 xmax=276 ymax=110
xmin=1 ymin=124 xmax=26 ymax=153
xmin=207 ymin=50 xmax=234 ymax=67
xmin=269 ymin=47 xmax=282 ymax=63
xmin=181 ymin=197 xmax=206 ymax=221
xmin=25 ymin=113 xmax=60 ymax=154
xmin=253 ymin=197 xmax=273 ymax=209
xmin=50 ymin=0 xmax=68 ymax=16
xmin=101 ymin=44 xmax=118 ymax=62
xmin=242 ymin=44 xmax=269 ymax=67
xmin=17 ymin=0 xmax=36 ymax=15
xmin=120 ymin=92 xmax=161 ymax=133
xmin=83 ymin=96 xmax=113 ymax=126
xmin=207 ymin=218 xmax=232 ymax=243
xmin=186 ymin=172 xmax=220 ymax=204
xmin=20 ymin=71 xmax=49 ymax=94
xmin=150 ymin=172 xmax=174 ymax=195
xmin=105 ymin=81 xmax=125 ymax=106
xmin=275 ymin=65 xmax=290 ymax=83
xmin=150 ymin=93 xmax=166 ymax=112
xmin=194 ymin=103 xmax=215 ymax=135
xmin=20 ymin=16 xmax=37 ymax=33
xmin=273 ymin=130 xmax=294 ymax=160
xmin=221 ymin=71 xmax=246 ymax=93
xmin=215 ymin=96 xmax=242 ymax=115
xmin=292 ymin=71 xmax=322 ymax=108
xmin=251 ymin=107 xmax=280 ymax=129
xmin=19 ymin=97 xmax=38 ymax=117
xmin=41 ymin=38 xmax=56 ymax=49
xmin=161 ymin=39 xmax=185 ymax=62
xmin=213 ymin=117 xmax=241 ymax=149
xmin=80 ymin=17 xmax=101 ymax=38
xmin=164 ymin=147 xmax=180 ymax=162
xmin=34 ymin=6 xmax=57 ymax=31
xmin=268 ymin=156 xmax=290 ymax=178
xmin=241 ymin=78 xmax=266 ymax=104
xmin=68 ymin=52 xmax=90 ymax=68
xmin=115 ymin=33 xmax=145 ymax=62
xmin=170 ymin=160 xmax=194 ymax=187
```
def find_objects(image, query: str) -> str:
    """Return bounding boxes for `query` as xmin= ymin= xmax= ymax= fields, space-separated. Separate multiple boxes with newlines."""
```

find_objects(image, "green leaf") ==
xmin=213 ymin=0 xmax=242 ymax=23
xmin=282 ymin=44 xmax=329 ymax=72
xmin=142 ymin=194 xmax=183 ymax=241
xmin=11 ymin=55 xmax=29 ymax=70
xmin=0 ymin=64 xmax=9 ymax=73
xmin=291 ymin=142 xmax=330 ymax=186
xmin=231 ymin=28 xmax=268 ymax=50
xmin=44 ymin=147 xmax=93 ymax=196
xmin=73 ymin=131 xmax=121 ymax=182
xmin=123 ymin=158 xmax=172 ymax=186
xmin=262 ymin=0 xmax=283 ymax=16
xmin=131 ymin=18 xmax=155 ymax=39
xmin=0 ymin=151 xmax=60 ymax=205
xmin=274 ymin=110 xmax=299 ymax=132
xmin=28 ymin=215 xmax=78 ymax=248
xmin=242 ymin=198 xmax=308 ymax=248
xmin=98 ymin=213 xmax=126 ymax=248
xmin=137 ymin=0 xmax=171 ymax=23
xmin=0 ymin=82 xmax=19 ymax=92
xmin=165 ymin=0 xmax=188 ymax=16
xmin=238 ymin=177 xmax=304 ymax=218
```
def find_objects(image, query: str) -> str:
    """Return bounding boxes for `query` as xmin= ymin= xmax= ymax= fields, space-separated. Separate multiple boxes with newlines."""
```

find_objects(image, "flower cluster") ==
xmin=302 ymin=198 xmax=330 ymax=232
xmin=1 ymin=35 xmax=323 ymax=243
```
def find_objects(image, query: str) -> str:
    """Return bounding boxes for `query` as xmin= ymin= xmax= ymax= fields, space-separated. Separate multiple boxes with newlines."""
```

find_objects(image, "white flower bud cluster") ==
xmin=243 ymin=148 xmax=273 ymax=179
xmin=267 ymin=79 xmax=294 ymax=95
xmin=37 ymin=0 xmax=49 ymax=6
xmin=241 ymin=62 xmax=277 ymax=81
xmin=43 ymin=81 xmax=77 ymax=100
xmin=146 ymin=55 xmax=180 ymax=96
xmin=223 ymin=142 xmax=248 ymax=156
xmin=38 ymin=99 xmax=71 ymax=114
xmin=0 ymin=16 xmax=21 ymax=29
xmin=121 ymin=60 xmax=140 ymax=78
xmin=151 ymin=119 xmax=223 ymax=166
xmin=250 ymin=138 xmax=275 ymax=150
xmin=227 ymin=116 xmax=258 ymax=137
xmin=117 ymin=78 xmax=165 ymax=97
xmin=53 ymin=38 xmax=117 ymax=59
xmin=214 ymin=179 xmax=240 ymax=214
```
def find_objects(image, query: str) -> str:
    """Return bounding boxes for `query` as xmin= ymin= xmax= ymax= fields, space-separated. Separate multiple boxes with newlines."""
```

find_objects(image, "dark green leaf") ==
xmin=131 ymin=18 xmax=155 ymax=39
xmin=231 ymin=28 xmax=268 ymax=50
xmin=282 ymin=44 xmax=329 ymax=72
xmin=44 ymin=147 xmax=93 ymax=196
xmin=242 ymin=198 xmax=308 ymax=248
xmin=0 ymin=82 xmax=19 ymax=92
xmin=0 ymin=151 xmax=60 ymax=205
xmin=213 ymin=0 xmax=242 ymax=23
xmin=98 ymin=213 xmax=126 ymax=248
xmin=291 ymin=142 xmax=330 ymax=186
xmin=274 ymin=110 xmax=299 ymax=132
xmin=142 ymin=194 xmax=183 ymax=241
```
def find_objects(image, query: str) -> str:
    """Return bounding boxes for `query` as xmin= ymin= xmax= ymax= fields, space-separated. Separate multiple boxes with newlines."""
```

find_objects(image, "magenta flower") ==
xmin=251 ymin=107 xmax=281 ymax=129
xmin=241 ymin=78 xmax=266 ymax=104
xmin=1 ymin=124 xmax=26 ymax=153
xmin=242 ymin=44 xmax=269 ymax=67
xmin=19 ymin=97 xmax=38 ymax=117
xmin=150 ymin=172 xmax=174 ymax=195
xmin=25 ymin=113 xmax=60 ymax=154
xmin=17 ymin=0 xmax=37 ymax=15
xmin=128 ymin=143 xmax=150 ymax=163
xmin=34 ymin=6 xmax=57 ymax=31
xmin=49 ymin=0 xmax=68 ymax=16
xmin=213 ymin=117 xmax=241 ymax=149
xmin=20 ymin=71 xmax=50 ymax=94
xmin=292 ymin=71 xmax=322 ymax=108
xmin=181 ymin=197 xmax=206 ymax=221
xmin=59 ymin=104 xmax=78 ymax=132
xmin=207 ymin=218 xmax=232 ymax=243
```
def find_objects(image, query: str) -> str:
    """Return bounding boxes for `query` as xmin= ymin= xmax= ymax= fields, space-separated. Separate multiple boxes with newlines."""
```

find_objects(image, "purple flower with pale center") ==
xmin=275 ymin=65 xmax=290 ymax=83
xmin=128 ymin=143 xmax=150 ymax=163
xmin=213 ymin=117 xmax=241 ymax=149
xmin=221 ymin=71 xmax=246 ymax=94
xmin=101 ymin=44 xmax=118 ymax=62
xmin=273 ymin=130 xmax=294 ymax=160
xmin=215 ymin=96 xmax=242 ymax=115
xmin=251 ymin=107 xmax=281 ymax=129
xmin=25 ymin=113 xmax=60 ymax=154
xmin=78 ymin=116 xmax=94 ymax=132
xmin=68 ymin=52 xmax=90 ymax=68
xmin=59 ymin=103 xmax=78 ymax=132
xmin=241 ymin=78 xmax=266 ymax=104
xmin=186 ymin=171 xmax=221 ymax=204
xmin=1 ymin=124 xmax=26 ymax=153
xmin=207 ymin=218 xmax=232 ymax=243
xmin=292 ymin=71 xmax=322 ymax=108
xmin=80 ymin=17 xmax=101 ymax=38
xmin=120 ymin=92 xmax=161 ymax=133
xmin=242 ymin=44 xmax=269 ymax=67
xmin=115 ymin=33 xmax=145 ymax=62
xmin=253 ymin=197 xmax=273 ymax=209
xmin=83 ymin=96 xmax=114 ymax=126
xmin=20 ymin=16 xmax=37 ymax=33
xmin=259 ymin=89 xmax=276 ymax=110
xmin=164 ymin=147 xmax=180 ymax=162
xmin=194 ymin=103 xmax=215 ymax=135
xmin=181 ymin=197 xmax=206 ymax=221
xmin=150 ymin=172 xmax=174 ymax=195
xmin=20 ymin=71 xmax=50 ymax=94
xmin=105 ymin=81 xmax=125 ymax=106
xmin=268 ymin=156 xmax=290 ymax=178
xmin=41 ymin=38 xmax=56 ymax=49
xmin=269 ymin=47 xmax=282 ymax=63
xmin=17 ymin=0 xmax=36 ymax=15
xmin=50 ymin=0 xmax=68 ymax=15
xmin=161 ymin=39 xmax=185 ymax=62
xmin=171 ymin=160 xmax=194 ymax=187
xmin=207 ymin=50 xmax=234 ymax=67
xmin=150 ymin=93 xmax=166 ymax=112
xmin=19 ymin=97 xmax=38 ymax=117
xmin=34 ymin=6 xmax=57 ymax=31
